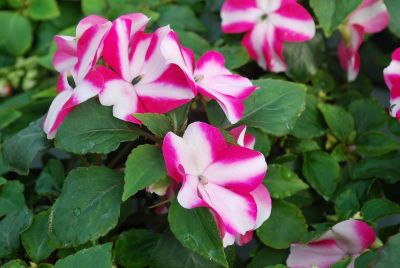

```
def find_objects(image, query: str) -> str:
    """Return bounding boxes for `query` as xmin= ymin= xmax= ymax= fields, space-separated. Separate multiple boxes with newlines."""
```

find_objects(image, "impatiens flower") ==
xmin=162 ymin=122 xmax=269 ymax=247
xmin=383 ymin=48 xmax=400 ymax=119
xmin=338 ymin=0 xmax=389 ymax=82
xmin=221 ymin=0 xmax=316 ymax=72
xmin=43 ymin=15 xmax=111 ymax=139
xmin=287 ymin=219 xmax=377 ymax=268
xmin=98 ymin=15 xmax=195 ymax=123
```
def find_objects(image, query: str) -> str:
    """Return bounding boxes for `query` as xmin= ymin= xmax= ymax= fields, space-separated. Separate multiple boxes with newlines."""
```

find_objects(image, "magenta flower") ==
xmin=220 ymin=0 xmax=316 ymax=72
xmin=287 ymin=220 xmax=376 ymax=268
xmin=162 ymin=122 xmax=269 ymax=246
xmin=383 ymin=48 xmax=400 ymax=119
xmin=97 ymin=15 xmax=195 ymax=123
xmin=43 ymin=15 xmax=111 ymax=139
xmin=338 ymin=0 xmax=389 ymax=82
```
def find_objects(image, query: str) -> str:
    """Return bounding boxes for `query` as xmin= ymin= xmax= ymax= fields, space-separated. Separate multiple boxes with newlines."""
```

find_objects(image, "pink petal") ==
xmin=76 ymin=15 xmax=109 ymax=37
xmin=250 ymin=184 xmax=271 ymax=228
xmin=199 ymin=182 xmax=257 ymax=235
xmin=230 ymin=125 xmax=256 ymax=149
xmin=53 ymin=36 xmax=77 ymax=73
xmin=349 ymin=0 xmax=389 ymax=34
xmin=236 ymin=231 xmax=254 ymax=246
xmin=70 ymin=69 xmax=104 ymax=104
xmin=287 ymin=240 xmax=347 ymax=268
xmin=56 ymin=73 xmax=73 ymax=93
xmin=271 ymin=2 xmax=316 ymax=42
xmin=202 ymin=145 xmax=267 ymax=192
xmin=221 ymin=0 xmax=262 ymax=33
xmin=43 ymin=89 xmax=76 ymax=139
xmin=383 ymin=48 xmax=400 ymax=118
xmin=177 ymin=174 xmax=207 ymax=209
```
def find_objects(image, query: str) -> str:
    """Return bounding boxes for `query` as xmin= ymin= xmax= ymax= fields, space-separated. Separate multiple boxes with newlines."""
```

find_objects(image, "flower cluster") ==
xmin=43 ymin=13 xmax=256 ymax=139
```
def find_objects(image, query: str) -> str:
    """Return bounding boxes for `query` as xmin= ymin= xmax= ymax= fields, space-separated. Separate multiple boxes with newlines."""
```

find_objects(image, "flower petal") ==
xmin=221 ymin=0 xmax=262 ymax=33
xmin=76 ymin=15 xmax=109 ymax=37
xmin=70 ymin=69 xmax=104 ymax=104
xmin=53 ymin=36 xmax=77 ymax=73
xmin=236 ymin=231 xmax=254 ymax=246
xmin=56 ymin=73 xmax=73 ymax=93
xmin=199 ymin=183 xmax=257 ymax=235
xmin=177 ymin=174 xmax=207 ymax=209
xmin=383 ymin=48 xmax=400 ymax=119
xmin=251 ymin=184 xmax=272 ymax=228
xmin=287 ymin=240 xmax=347 ymax=268
xmin=229 ymin=126 xmax=256 ymax=149
xmin=349 ymin=0 xmax=389 ymax=34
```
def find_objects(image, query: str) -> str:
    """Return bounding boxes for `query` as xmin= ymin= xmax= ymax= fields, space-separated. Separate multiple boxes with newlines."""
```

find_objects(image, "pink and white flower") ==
xmin=383 ymin=48 xmax=400 ymax=119
xmin=43 ymin=15 xmax=112 ymax=139
xmin=97 ymin=15 xmax=195 ymax=123
xmin=162 ymin=122 xmax=270 ymax=247
xmin=338 ymin=0 xmax=389 ymax=82
xmin=287 ymin=219 xmax=377 ymax=268
xmin=221 ymin=0 xmax=316 ymax=72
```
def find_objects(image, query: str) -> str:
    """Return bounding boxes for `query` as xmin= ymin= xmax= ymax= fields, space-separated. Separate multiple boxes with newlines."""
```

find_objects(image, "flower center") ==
xmin=67 ymin=75 xmax=76 ymax=88
xmin=131 ymin=75 xmax=143 ymax=86
xmin=198 ymin=175 xmax=208 ymax=185
xmin=194 ymin=74 xmax=204 ymax=83
xmin=261 ymin=14 xmax=268 ymax=21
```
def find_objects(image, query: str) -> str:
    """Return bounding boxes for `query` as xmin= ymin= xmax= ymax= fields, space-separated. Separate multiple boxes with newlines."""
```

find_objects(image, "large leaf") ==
xmin=355 ymin=132 xmax=399 ymax=157
xmin=248 ymin=247 xmax=289 ymax=268
xmin=158 ymin=5 xmax=205 ymax=32
xmin=49 ymin=166 xmax=123 ymax=248
xmin=54 ymin=243 xmax=112 ymax=268
xmin=371 ymin=233 xmax=400 ymax=267
xmin=263 ymin=164 xmax=309 ymax=199
xmin=0 ymin=180 xmax=25 ymax=217
xmin=134 ymin=113 xmax=173 ymax=138
xmin=241 ymin=79 xmax=307 ymax=136
xmin=361 ymin=199 xmax=400 ymax=222
xmin=3 ymin=117 xmax=49 ymax=175
xmin=215 ymin=45 xmax=249 ymax=70
xmin=386 ymin=0 xmax=400 ymax=38
xmin=21 ymin=211 xmax=57 ymax=262
xmin=318 ymin=103 xmax=354 ymax=142
xmin=27 ymin=0 xmax=60 ymax=20
xmin=303 ymin=150 xmax=340 ymax=199
xmin=0 ymin=207 xmax=33 ymax=258
xmin=348 ymin=99 xmax=387 ymax=132
xmin=123 ymin=144 xmax=167 ymax=201
xmin=168 ymin=199 xmax=227 ymax=267
xmin=257 ymin=201 xmax=307 ymax=249
xmin=309 ymin=0 xmax=363 ymax=36
xmin=55 ymin=99 xmax=138 ymax=154
xmin=0 ymin=12 xmax=33 ymax=56
xmin=115 ymin=229 xmax=160 ymax=268
xmin=334 ymin=189 xmax=359 ymax=220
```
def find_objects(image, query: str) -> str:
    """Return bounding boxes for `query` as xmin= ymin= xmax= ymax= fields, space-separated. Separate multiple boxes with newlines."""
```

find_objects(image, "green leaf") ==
xmin=257 ymin=201 xmax=307 ymax=249
xmin=0 ymin=180 xmax=25 ymax=217
xmin=386 ymin=0 xmax=400 ymax=38
xmin=361 ymin=199 xmax=400 ymax=222
xmin=115 ymin=229 xmax=160 ymax=268
xmin=0 ymin=207 xmax=33 ymax=258
xmin=81 ymin=0 xmax=107 ymax=16
xmin=54 ymin=243 xmax=112 ymax=268
xmin=176 ymin=30 xmax=211 ymax=57
xmin=3 ymin=117 xmax=50 ymax=175
xmin=55 ymin=99 xmax=138 ymax=154
xmin=247 ymin=127 xmax=271 ymax=156
xmin=309 ymin=0 xmax=363 ymax=36
xmin=168 ymin=199 xmax=227 ymax=267
xmin=332 ymin=257 xmax=352 ymax=268
xmin=291 ymin=95 xmax=325 ymax=139
xmin=371 ymin=233 xmax=400 ymax=267
xmin=355 ymin=250 xmax=378 ymax=268
xmin=355 ymin=131 xmax=399 ymax=157
xmin=215 ymin=45 xmax=249 ymax=70
xmin=348 ymin=99 xmax=387 ymax=132
xmin=50 ymin=166 xmax=123 ymax=248
xmin=27 ymin=0 xmax=60 ymax=20
xmin=150 ymin=232 xmax=221 ymax=268
xmin=206 ymin=100 xmax=230 ymax=128
xmin=288 ymin=138 xmax=320 ymax=154
xmin=0 ymin=12 xmax=32 ymax=56
xmin=0 ymin=109 xmax=22 ymax=130
xmin=318 ymin=103 xmax=354 ymax=142
xmin=21 ymin=211 xmax=57 ymax=262
xmin=123 ymin=144 xmax=167 ymax=201
xmin=241 ymin=79 xmax=307 ymax=136
xmin=334 ymin=189 xmax=359 ymax=220
xmin=134 ymin=113 xmax=173 ymax=138
xmin=303 ymin=150 xmax=340 ymax=199
xmin=158 ymin=5 xmax=205 ymax=32
xmin=284 ymin=33 xmax=325 ymax=83
xmin=1 ymin=259 xmax=26 ymax=268
xmin=264 ymin=164 xmax=309 ymax=199
xmin=35 ymin=159 xmax=65 ymax=197
xmin=248 ymin=247 xmax=288 ymax=268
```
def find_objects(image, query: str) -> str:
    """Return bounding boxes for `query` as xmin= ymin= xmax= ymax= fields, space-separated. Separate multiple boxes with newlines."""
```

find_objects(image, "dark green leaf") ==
xmin=176 ymin=30 xmax=211 ymax=56
xmin=123 ymin=144 xmax=167 ymax=201
xmin=334 ymin=189 xmax=359 ymax=220
xmin=257 ymin=201 xmax=307 ymax=249
xmin=247 ymin=127 xmax=271 ymax=156
xmin=303 ymin=150 xmax=340 ymax=199
xmin=55 ymin=99 xmax=138 ymax=154
xmin=1 ymin=259 xmax=26 ymax=268
xmin=0 ymin=180 xmax=25 ymax=217
xmin=355 ymin=250 xmax=378 ymax=268
xmin=158 ymin=5 xmax=205 ymax=32
xmin=0 ymin=109 xmax=22 ymax=129
xmin=348 ymin=99 xmax=387 ymax=132
xmin=318 ymin=103 xmax=354 ymax=142
xmin=361 ymin=199 xmax=400 ymax=222
xmin=264 ymin=164 xmax=309 ymax=199
xmin=248 ymin=247 xmax=288 ymax=268
xmin=3 ymin=117 xmax=49 ymax=175
xmin=355 ymin=131 xmax=399 ymax=157
xmin=386 ymin=0 xmax=400 ymax=38
xmin=115 ymin=229 xmax=160 ymax=268
xmin=0 ymin=12 xmax=32 ymax=56
xmin=215 ymin=45 xmax=249 ymax=70
xmin=206 ymin=100 xmax=230 ymax=128
xmin=50 ymin=166 xmax=123 ymax=248
xmin=54 ymin=243 xmax=112 ymax=268
xmin=35 ymin=159 xmax=65 ymax=197
xmin=371 ymin=233 xmax=400 ymax=268
xmin=27 ymin=0 xmax=60 ymax=20
xmin=134 ymin=113 xmax=173 ymax=138
xmin=168 ymin=199 xmax=227 ymax=267
xmin=241 ymin=79 xmax=307 ymax=136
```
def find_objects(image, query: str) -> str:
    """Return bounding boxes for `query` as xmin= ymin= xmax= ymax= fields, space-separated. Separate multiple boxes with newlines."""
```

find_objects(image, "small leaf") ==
xmin=54 ymin=243 xmax=112 ymax=268
xmin=334 ymin=189 xmax=359 ymax=220
xmin=134 ymin=113 xmax=173 ymax=138
xmin=248 ymin=247 xmax=289 ymax=268
xmin=318 ymin=103 xmax=354 ymax=142
xmin=257 ymin=201 xmax=307 ymax=249
xmin=0 ymin=109 xmax=22 ymax=129
xmin=81 ymin=0 xmax=107 ymax=16
xmin=3 ymin=117 xmax=49 ymax=175
xmin=50 ymin=166 xmax=123 ymax=248
xmin=27 ymin=0 xmax=60 ymax=20
xmin=348 ymin=99 xmax=387 ymax=132
xmin=168 ymin=199 xmax=228 ymax=267
xmin=215 ymin=45 xmax=249 ymax=70
xmin=264 ymin=164 xmax=309 ymax=199
xmin=158 ymin=5 xmax=205 ymax=32
xmin=123 ymin=144 xmax=167 ymax=201
xmin=0 ymin=180 xmax=25 ymax=217
xmin=0 ymin=12 xmax=33 ymax=56
xmin=355 ymin=131 xmax=399 ymax=157
xmin=303 ymin=150 xmax=340 ymax=199
xmin=35 ymin=159 xmax=65 ymax=197
xmin=386 ymin=0 xmax=400 ymax=38
xmin=361 ymin=199 xmax=400 ymax=222
xmin=55 ymin=99 xmax=138 ymax=154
